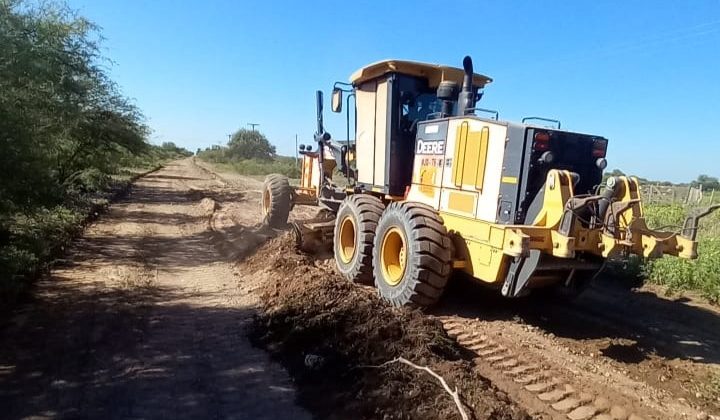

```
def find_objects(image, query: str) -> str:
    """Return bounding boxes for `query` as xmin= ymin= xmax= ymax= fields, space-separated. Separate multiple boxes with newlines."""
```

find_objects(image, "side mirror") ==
xmin=331 ymin=88 xmax=342 ymax=113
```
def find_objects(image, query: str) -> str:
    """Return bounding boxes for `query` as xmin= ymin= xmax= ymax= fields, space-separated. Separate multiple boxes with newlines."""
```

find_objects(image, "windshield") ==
xmin=400 ymin=91 xmax=441 ymax=135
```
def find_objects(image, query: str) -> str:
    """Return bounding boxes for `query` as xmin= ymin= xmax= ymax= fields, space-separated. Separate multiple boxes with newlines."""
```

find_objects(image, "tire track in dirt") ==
xmin=439 ymin=317 xmax=659 ymax=420
xmin=432 ymin=277 xmax=720 ymax=420
xmin=0 ymin=159 xmax=310 ymax=419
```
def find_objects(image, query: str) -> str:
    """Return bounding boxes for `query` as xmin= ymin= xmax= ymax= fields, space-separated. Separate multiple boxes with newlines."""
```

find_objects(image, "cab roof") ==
xmin=350 ymin=59 xmax=493 ymax=88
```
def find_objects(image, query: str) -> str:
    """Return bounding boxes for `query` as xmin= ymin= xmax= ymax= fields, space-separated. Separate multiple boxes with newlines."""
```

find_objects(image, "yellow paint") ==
xmin=474 ymin=243 xmax=493 ymax=266
xmin=598 ymin=176 xmax=700 ymax=261
xmin=338 ymin=215 xmax=356 ymax=264
xmin=615 ymin=176 xmax=644 ymax=228
xmin=550 ymin=230 xmax=575 ymax=258
xmin=452 ymin=260 xmax=467 ymax=269
xmin=503 ymin=229 xmax=530 ymax=258
xmin=461 ymin=131 xmax=480 ymax=186
xmin=300 ymin=154 xmax=317 ymax=190
xmin=474 ymin=126 xmax=490 ymax=190
xmin=501 ymin=176 xmax=518 ymax=184
xmin=531 ymin=170 xmax=574 ymax=228
xmin=447 ymin=191 xmax=476 ymax=214
xmin=599 ymin=233 xmax=621 ymax=258
xmin=380 ymin=227 xmax=407 ymax=286
xmin=419 ymin=165 xmax=437 ymax=196
xmin=440 ymin=212 xmax=513 ymax=284
xmin=438 ymin=209 xmax=580 ymax=285
xmin=451 ymin=121 xmax=490 ymax=191
xmin=452 ymin=122 xmax=469 ymax=187
xmin=384 ymin=194 xmax=405 ymax=201
xmin=350 ymin=59 xmax=492 ymax=88
xmin=676 ymin=235 xmax=697 ymax=259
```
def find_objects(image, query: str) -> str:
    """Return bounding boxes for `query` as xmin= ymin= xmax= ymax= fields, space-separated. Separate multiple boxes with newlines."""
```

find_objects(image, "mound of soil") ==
xmin=246 ymin=234 xmax=528 ymax=420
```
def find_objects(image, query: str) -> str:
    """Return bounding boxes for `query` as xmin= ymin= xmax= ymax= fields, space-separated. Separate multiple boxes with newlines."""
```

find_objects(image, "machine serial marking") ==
xmin=416 ymin=139 xmax=445 ymax=155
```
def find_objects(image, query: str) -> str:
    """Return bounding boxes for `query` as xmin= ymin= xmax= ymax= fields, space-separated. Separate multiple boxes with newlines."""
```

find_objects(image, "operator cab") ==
xmin=330 ymin=57 xmax=606 ymax=227
xmin=338 ymin=59 xmax=492 ymax=196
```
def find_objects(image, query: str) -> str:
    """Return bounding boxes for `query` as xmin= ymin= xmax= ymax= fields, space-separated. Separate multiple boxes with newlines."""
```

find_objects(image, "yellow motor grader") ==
xmin=260 ymin=56 xmax=718 ymax=307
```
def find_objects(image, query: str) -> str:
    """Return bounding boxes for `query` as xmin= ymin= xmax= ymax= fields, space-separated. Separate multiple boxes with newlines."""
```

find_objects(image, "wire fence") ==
xmin=641 ymin=184 xmax=717 ymax=205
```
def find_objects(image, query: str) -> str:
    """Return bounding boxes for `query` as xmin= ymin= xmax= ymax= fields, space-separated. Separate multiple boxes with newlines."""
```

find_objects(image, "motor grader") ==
xmin=260 ymin=55 xmax=718 ymax=307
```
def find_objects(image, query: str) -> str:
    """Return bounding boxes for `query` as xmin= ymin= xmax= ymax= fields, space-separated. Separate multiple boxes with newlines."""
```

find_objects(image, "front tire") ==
xmin=373 ymin=202 xmax=452 ymax=308
xmin=261 ymin=174 xmax=292 ymax=228
xmin=333 ymin=194 xmax=384 ymax=285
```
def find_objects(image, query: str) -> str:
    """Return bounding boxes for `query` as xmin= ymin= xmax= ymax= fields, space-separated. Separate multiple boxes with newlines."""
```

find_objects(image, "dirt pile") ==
xmin=246 ymin=234 xmax=528 ymax=420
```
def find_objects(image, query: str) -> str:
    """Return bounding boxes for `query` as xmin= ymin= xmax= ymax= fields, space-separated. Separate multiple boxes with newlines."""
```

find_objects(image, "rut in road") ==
xmin=0 ymin=159 xmax=311 ymax=419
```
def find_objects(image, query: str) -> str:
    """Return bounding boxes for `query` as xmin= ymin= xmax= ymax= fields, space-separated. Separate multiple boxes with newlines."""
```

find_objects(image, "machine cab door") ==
xmin=354 ymin=73 xmax=437 ymax=196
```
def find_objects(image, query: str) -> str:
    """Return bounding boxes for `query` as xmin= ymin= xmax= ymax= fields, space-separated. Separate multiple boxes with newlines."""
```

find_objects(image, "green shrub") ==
xmin=643 ymin=203 xmax=686 ymax=229
xmin=607 ymin=203 xmax=720 ymax=303
xmin=229 ymin=158 xmax=300 ymax=178
xmin=64 ymin=168 xmax=112 ymax=194
xmin=0 ymin=206 xmax=86 ymax=299
xmin=644 ymin=239 xmax=720 ymax=303
xmin=642 ymin=204 xmax=720 ymax=302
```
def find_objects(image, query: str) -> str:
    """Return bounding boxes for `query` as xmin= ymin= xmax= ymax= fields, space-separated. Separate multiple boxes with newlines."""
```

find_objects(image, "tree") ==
xmin=602 ymin=169 xmax=625 ymax=183
xmin=0 ymin=0 xmax=155 ymax=290
xmin=694 ymin=175 xmax=720 ymax=191
xmin=160 ymin=142 xmax=192 ymax=157
xmin=0 ymin=0 xmax=149 ymax=211
xmin=226 ymin=129 xmax=276 ymax=161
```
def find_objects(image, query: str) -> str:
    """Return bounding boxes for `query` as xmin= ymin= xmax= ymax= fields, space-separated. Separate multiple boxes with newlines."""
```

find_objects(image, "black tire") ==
xmin=261 ymin=174 xmax=292 ymax=228
xmin=373 ymin=202 xmax=452 ymax=308
xmin=333 ymin=194 xmax=384 ymax=285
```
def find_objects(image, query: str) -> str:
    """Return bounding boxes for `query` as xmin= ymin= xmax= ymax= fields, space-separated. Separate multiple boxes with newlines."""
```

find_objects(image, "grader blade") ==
xmin=290 ymin=211 xmax=336 ymax=254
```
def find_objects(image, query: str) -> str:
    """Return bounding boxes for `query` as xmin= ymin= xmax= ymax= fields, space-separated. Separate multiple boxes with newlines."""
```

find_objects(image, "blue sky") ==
xmin=68 ymin=0 xmax=720 ymax=183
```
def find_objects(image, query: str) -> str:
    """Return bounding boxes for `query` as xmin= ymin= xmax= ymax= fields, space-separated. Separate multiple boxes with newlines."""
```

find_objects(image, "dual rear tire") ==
xmin=373 ymin=202 xmax=452 ymax=307
xmin=333 ymin=196 xmax=452 ymax=308
xmin=334 ymin=195 xmax=384 ymax=285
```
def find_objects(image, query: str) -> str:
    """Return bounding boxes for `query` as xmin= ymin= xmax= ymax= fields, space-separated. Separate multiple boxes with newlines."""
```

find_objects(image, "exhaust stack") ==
xmin=458 ymin=56 xmax=476 ymax=115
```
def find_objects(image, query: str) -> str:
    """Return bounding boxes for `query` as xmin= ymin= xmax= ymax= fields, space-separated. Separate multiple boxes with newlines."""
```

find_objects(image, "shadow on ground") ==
xmin=434 ymin=274 xmax=720 ymax=365
xmin=0 ymin=279 xmax=298 ymax=419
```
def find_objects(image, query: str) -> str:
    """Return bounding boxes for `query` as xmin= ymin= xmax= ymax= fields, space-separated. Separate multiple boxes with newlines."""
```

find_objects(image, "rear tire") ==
xmin=261 ymin=174 xmax=292 ymax=228
xmin=334 ymin=194 xmax=384 ymax=285
xmin=373 ymin=202 xmax=452 ymax=308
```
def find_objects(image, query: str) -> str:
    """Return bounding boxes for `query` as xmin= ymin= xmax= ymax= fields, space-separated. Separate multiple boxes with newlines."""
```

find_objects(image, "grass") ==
xmin=641 ymin=203 xmax=720 ymax=303
xmin=228 ymin=157 xmax=300 ymax=178
xmin=209 ymin=158 xmax=300 ymax=179
xmin=196 ymin=149 xmax=301 ymax=179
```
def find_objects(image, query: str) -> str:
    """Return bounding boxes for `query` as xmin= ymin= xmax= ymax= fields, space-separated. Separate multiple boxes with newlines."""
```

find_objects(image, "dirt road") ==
xmin=0 ymin=159 xmax=311 ymax=419
xmin=1 ymin=158 xmax=718 ymax=420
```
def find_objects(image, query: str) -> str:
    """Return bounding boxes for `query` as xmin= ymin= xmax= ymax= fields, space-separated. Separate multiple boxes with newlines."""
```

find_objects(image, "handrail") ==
xmin=522 ymin=116 xmax=561 ymax=129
